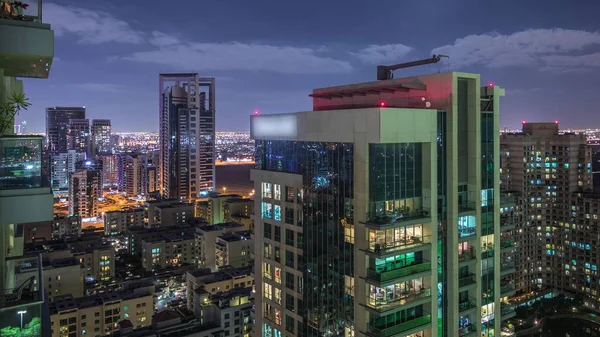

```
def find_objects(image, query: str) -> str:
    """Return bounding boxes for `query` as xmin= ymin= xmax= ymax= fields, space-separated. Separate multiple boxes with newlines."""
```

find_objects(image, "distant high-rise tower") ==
xmin=68 ymin=119 xmax=90 ymax=155
xmin=46 ymin=107 xmax=86 ymax=154
xmin=159 ymin=73 xmax=215 ymax=200
xmin=91 ymin=119 xmax=111 ymax=155
xmin=69 ymin=169 xmax=99 ymax=218
xmin=50 ymin=150 xmax=86 ymax=192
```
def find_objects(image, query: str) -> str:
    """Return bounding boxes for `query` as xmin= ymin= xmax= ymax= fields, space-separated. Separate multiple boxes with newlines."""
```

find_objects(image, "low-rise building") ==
xmin=49 ymin=288 xmax=154 ymax=337
xmin=215 ymin=230 xmax=253 ymax=269
xmin=192 ymin=286 xmax=253 ymax=337
xmin=14 ymin=255 xmax=84 ymax=302
xmin=128 ymin=224 xmax=196 ymax=257
xmin=71 ymin=242 xmax=116 ymax=282
xmin=103 ymin=207 xmax=145 ymax=236
xmin=195 ymin=223 xmax=244 ymax=271
xmin=185 ymin=266 xmax=253 ymax=311
xmin=141 ymin=233 xmax=196 ymax=271
xmin=52 ymin=214 xmax=82 ymax=239
xmin=154 ymin=202 xmax=195 ymax=226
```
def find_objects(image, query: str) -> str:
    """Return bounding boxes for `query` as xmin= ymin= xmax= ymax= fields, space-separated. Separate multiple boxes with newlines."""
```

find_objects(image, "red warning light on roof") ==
xmin=522 ymin=120 xmax=526 ymax=124
xmin=253 ymin=110 xmax=260 ymax=115
xmin=488 ymin=82 xmax=494 ymax=86
xmin=380 ymin=101 xmax=386 ymax=107
xmin=554 ymin=120 xmax=559 ymax=124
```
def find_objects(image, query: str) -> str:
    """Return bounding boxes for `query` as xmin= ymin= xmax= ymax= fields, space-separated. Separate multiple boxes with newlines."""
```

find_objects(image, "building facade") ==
xmin=68 ymin=118 xmax=91 ymax=155
xmin=141 ymin=233 xmax=196 ymax=271
xmin=91 ymin=119 xmax=112 ymax=156
xmin=50 ymin=150 xmax=86 ymax=192
xmin=501 ymin=123 xmax=596 ymax=308
xmin=251 ymin=72 xmax=506 ymax=337
xmin=69 ymin=169 xmax=100 ymax=218
xmin=103 ymin=207 xmax=146 ymax=236
xmin=159 ymin=73 xmax=216 ymax=200
xmin=46 ymin=107 xmax=86 ymax=154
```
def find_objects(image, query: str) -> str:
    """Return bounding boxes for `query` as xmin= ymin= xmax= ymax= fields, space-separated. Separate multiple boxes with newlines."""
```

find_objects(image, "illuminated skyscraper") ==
xmin=67 ymin=118 xmax=90 ymax=155
xmin=46 ymin=106 xmax=86 ymax=154
xmin=91 ymin=119 xmax=111 ymax=155
xmin=159 ymin=73 xmax=216 ymax=200
xmin=252 ymin=72 xmax=508 ymax=337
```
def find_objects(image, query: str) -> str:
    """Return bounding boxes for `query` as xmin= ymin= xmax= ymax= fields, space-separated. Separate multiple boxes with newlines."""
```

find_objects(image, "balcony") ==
xmin=458 ymin=324 xmax=477 ymax=337
xmin=0 ymin=0 xmax=54 ymax=78
xmin=501 ymin=303 xmax=516 ymax=320
xmin=367 ymin=236 xmax=431 ymax=256
xmin=500 ymin=239 xmax=515 ymax=252
xmin=458 ymin=273 xmax=476 ymax=289
xmin=459 ymin=297 xmax=477 ymax=313
xmin=500 ymin=215 xmax=516 ymax=231
xmin=458 ymin=201 xmax=477 ymax=214
xmin=500 ymin=282 xmax=516 ymax=297
xmin=366 ymin=261 xmax=431 ymax=285
xmin=367 ymin=314 xmax=431 ymax=337
xmin=366 ymin=288 xmax=431 ymax=313
xmin=363 ymin=209 xmax=431 ymax=229
xmin=458 ymin=250 xmax=476 ymax=264
xmin=0 ymin=136 xmax=53 ymax=225
xmin=500 ymin=262 xmax=516 ymax=276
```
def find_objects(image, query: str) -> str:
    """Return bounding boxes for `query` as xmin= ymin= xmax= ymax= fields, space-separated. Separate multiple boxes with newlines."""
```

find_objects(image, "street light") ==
xmin=17 ymin=310 xmax=26 ymax=331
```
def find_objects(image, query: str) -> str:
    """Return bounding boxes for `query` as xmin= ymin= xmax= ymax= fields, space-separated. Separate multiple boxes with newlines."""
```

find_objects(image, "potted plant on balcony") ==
xmin=0 ymin=92 xmax=31 ymax=135
xmin=0 ymin=0 xmax=29 ymax=20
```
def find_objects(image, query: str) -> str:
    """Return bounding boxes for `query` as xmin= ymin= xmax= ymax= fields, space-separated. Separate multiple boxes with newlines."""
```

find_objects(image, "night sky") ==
xmin=20 ymin=0 xmax=600 ymax=132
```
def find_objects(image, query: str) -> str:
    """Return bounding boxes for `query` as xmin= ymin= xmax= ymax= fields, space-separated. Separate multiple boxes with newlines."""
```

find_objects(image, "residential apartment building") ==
xmin=69 ymin=169 xmax=100 ymax=218
xmin=50 ymin=150 xmax=86 ymax=193
xmin=500 ymin=122 xmax=597 ymax=309
xmin=1 ymin=4 xmax=55 ymax=333
xmin=251 ymin=72 xmax=507 ymax=337
xmin=46 ymin=107 xmax=86 ymax=154
xmin=127 ymin=224 xmax=196 ymax=257
xmin=70 ymin=241 xmax=116 ymax=282
xmin=159 ymin=73 xmax=216 ymax=200
xmin=186 ymin=265 xmax=254 ymax=311
xmin=49 ymin=289 xmax=154 ymax=337
xmin=216 ymin=230 xmax=253 ymax=269
xmin=52 ymin=214 xmax=82 ymax=239
xmin=141 ymin=233 xmax=196 ymax=271
xmin=154 ymin=202 xmax=195 ymax=226
xmin=91 ymin=119 xmax=112 ymax=156
xmin=101 ymin=154 xmax=119 ymax=187
xmin=103 ymin=207 xmax=145 ymax=236
xmin=196 ymin=222 xmax=245 ymax=271
xmin=14 ymin=255 xmax=84 ymax=302
xmin=191 ymin=286 xmax=254 ymax=337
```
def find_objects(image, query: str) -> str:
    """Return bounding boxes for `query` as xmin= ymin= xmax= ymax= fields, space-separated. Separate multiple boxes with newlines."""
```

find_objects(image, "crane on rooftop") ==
xmin=377 ymin=54 xmax=449 ymax=80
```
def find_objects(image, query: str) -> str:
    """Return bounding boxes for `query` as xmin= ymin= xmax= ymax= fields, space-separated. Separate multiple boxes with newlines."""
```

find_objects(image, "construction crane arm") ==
xmin=377 ymin=54 xmax=449 ymax=80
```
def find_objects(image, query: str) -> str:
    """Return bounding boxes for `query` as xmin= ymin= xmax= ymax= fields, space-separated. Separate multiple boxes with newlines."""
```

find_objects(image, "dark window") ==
xmin=285 ymin=229 xmax=294 ymax=246
xmin=285 ymin=207 xmax=294 ymax=224
xmin=264 ymin=222 xmax=272 ymax=239
xmin=286 ymin=251 xmax=294 ymax=268
xmin=274 ymin=226 xmax=281 ymax=242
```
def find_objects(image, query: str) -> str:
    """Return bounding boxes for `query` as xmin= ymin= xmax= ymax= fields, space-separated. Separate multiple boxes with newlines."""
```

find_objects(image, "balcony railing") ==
xmin=458 ymin=201 xmax=476 ymax=213
xmin=500 ymin=283 xmax=515 ymax=296
xmin=0 ymin=0 xmax=43 ymax=23
xmin=368 ymin=314 xmax=431 ymax=337
xmin=367 ymin=288 xmax=431 ymax=312
xmin=501 ymin=262 xmax=515 ymax=271
xmin=0 ymin=136 xmax=48 ymax=190
xmin=364 ymin=209 xmax=430 ymax=228
xmin=501 ymin=304 xmax=515 ymax=315
xmin=458 ymin=250 xmax=476 ymax=263
xmin=458 ymin=324 xmax=477 ymax=336
xmin=458 ymin=273 xmax=476 ymax=288
xmin=368 ymin=236 xmax=431 ymax=255
xmin=500 ymin=240 xmax=515 ymax=249
xmin=367 ymin=261 xmax=431 ymax=283
xmin=459 ymin=298 xmax=477 ymax=312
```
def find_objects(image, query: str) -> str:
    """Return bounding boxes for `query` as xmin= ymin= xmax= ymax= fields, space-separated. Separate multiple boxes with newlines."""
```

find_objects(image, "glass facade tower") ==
xmin=251 ymin=72 xmax=506 ymax=337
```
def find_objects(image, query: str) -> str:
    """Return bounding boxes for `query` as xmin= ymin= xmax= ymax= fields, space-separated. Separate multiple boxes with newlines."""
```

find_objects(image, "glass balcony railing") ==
xmin=367 ymin=261 xmax=431 ymax=283
xmin=368 ymin=314 xmax=431 ymax=337
xmin=458 ymin=324 xmax=477 ymax=336
xmin=458 ymin=250 xmax=476 ymax=263
xmin=500 ymin=240 xmax=515 ymax=249
xmin=458 ymin=273 xmax=476 ymax=288
xmin=458 ymin=201 xmax=476 ymax=213
xmin=459 ymin=298 xmax=477 ymax=312
xmin=368 ymin=236 xmax=431 ymax=254
xmin=500 ymin=282 xmax=515 ymax=296
xmin=501 ymin=262 xmax=515 ymax=272
xmin=0 ymin=0 xmax=43 ymax=23
xmin=367 ymin=288 xmax=431 ymax=312
xmin=0 ymin=136 xmax=47 ymax=190
xmin=365 ymin=209 xmax=430 ymax=227
xmin=501 ymin=303 xmax=516 ymax=316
